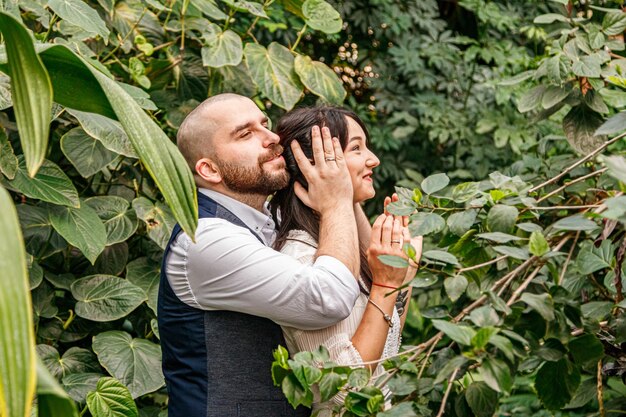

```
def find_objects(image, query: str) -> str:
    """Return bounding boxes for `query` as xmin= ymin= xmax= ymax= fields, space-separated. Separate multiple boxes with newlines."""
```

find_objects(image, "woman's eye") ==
xmin=351 ymin=145 xmax=360 ymax=151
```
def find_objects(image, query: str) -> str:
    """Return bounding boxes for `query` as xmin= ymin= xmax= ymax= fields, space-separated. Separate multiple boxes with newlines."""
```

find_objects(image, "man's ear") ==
xmin=195 ymin=157 xmax=222 ymax=185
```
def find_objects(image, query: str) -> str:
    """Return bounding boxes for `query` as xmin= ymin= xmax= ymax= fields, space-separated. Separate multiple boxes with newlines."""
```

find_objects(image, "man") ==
xmin=158 ymin=93 xmax=361 ymax=417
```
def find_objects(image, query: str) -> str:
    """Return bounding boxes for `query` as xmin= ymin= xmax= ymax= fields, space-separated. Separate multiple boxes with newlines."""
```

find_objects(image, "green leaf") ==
xmin=71 ymin=275 xmax=145 ymax=321
xmin=452 ymin=182 xmax=480 ymax=202
xmin=84 ymin=196 xmax=138 ymax=245
xmin=86 ymin=377 xmax=138 ymax=417
xmin=0 ymin=186 xmax=36 ymax=417
xmin=126 ymin=257 xmax=160 ymax=314
xmin=294 ymin=54 xmax=346 ymax=104
xmin=49 ymin=203 xmax=107 ymax=264
xmin=536 ymin=338 xmax=567 ymax=362
xmin=602 ymin=11 xmax=626 ymax=36
xmin=487 ymin=205 xmax=518 ymax=233
xmin=518 ymin=85 xmax=546 ymax=113
xmin=444 ymin=275 xmax=468 ymax=302
xmin=377 ymin=402 xmax=418 ymax=417
xmin=67 ymin=109 xmax=138 ymax=158
xmin=132 ymin=197 xmax=176 ymax=249
xmin=409 ymin=212 xmax=446 ymax=236
xmin=489 ymin=335 xmax=515 ymax=362
xmin=493 ymin=245 xmax=530 ymax=260
xmin=431 ymin=320 xmax=475 ymax=346
xmin=529 ymin=231 xmax=549 ymax=256
xmin=244 ymin=42 xmax=303 ymax=110
xmin=447 ymin=210 xmax=477 ymax=236
xmin=47 ymin=0 xmax=109 ymax=40
xmin=604 ymin=155 xmax=626 ymax=183
xmin=3 ymin=157 xmax=79 ymax=207
xmin=569 ymin=334 xmax=604 ymax=366
xmin=598 ymin=88 xmax=626 ymax=108
xmin=576 ymin=240 xmax=613 ymax=274
xmin=302 ymin=0 xmax=342 ymax=34
xmin=541 ymin=86 xmax=570 ymax=109
xmin=17 ymin=204 xmax=67 ymax=258
xmin=465 ymin=381 xmax=497 ymax=417
xmin=318 ymin=371 xmax=344 ymax=402
xmin=421 ymin=173 xmax=449 ymax=194
xmin=520 ymin=293 xmax=555 ymax=321
xmin=377 ymin=254 xmax=409 ymax=268
xmin=0 ymin=12 xmax=52 ymax=177
xmin=36 ymin=357 xmax=79 ymax=417
xmin=60 ymin=127 xmax=118 ymax=178
xmin=535 ymin=359 xmax=581 ymax=410
xmin=476 ymin=232 xmax=523 ymax=243
xmin=37 ymin=345 xmax=99 ymax=380
xmin=92 ymin=331 xmax=164 ymax=398
xmin=0 ymin=128 xmax=18 ymax=179
xmin=422 ymin=250 xmax=459 ymax=265
xmin=596 ymin=111 xmax=626 ymax=136
xmin=480 ymin=357 xmax=512 ymax=394
xmin=62 ymin=372 xmax=104 ymax=403
xmin=221 ymin=0 xmax=268 ymax=18
xmin=552 ymin=214 xmax=599 ymax=232
xmin=201 ymin=24 xmax=243 ymax=68
xmin=534 ymin=13 xmax=569 ymax=24
xmin=563 ymin=105 xmax=606 ymax=155
xmin=347 ymin=368 xmax=370 ymax=389
xmin=581 ymin=301 xmax=613 ymax=321
xmin=282 ymin=374 xmax=313 ymax=408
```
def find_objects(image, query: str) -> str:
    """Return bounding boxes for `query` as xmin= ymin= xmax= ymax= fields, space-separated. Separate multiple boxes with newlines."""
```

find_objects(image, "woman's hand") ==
xmin=383 ymin=193 xmax=422 ymax=283
xmin=367 ymin=214 xmax=410 ymax=288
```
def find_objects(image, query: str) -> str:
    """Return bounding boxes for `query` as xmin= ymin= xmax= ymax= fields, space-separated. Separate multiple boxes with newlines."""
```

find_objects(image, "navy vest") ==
xmin=158 ymin=192 xmax=310 ymax=417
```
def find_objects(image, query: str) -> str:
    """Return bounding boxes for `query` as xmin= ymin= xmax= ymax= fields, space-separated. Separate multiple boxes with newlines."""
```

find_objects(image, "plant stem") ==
xmin=559 ymin=231 xmax=580 ymax=285
xmin=535 ymin=168 xmax=608 ymax=204
xmin=436 ymin=367 xmax=459 ymax=417
xmin=598 ymin=360 xmax=606 ymax=417
xmin=290 ymin=23 xmax=307 ymax=51
xmin=529 ymin=133 xmax=624 ymax=193
xmin=458 ymin=255 xmax=507 ymax=273
xmin=102 ymin=8 xmax=148 ymax=63
xmin=42 ymin=13 xmax=59 ymax=42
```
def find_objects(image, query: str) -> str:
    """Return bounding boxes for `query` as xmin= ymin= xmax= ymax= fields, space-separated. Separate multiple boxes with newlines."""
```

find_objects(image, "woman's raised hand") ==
xmin=367 ymin=214 xmax=411 ymax=289
xmin=383 ymin=193 xmax=423 ymax=283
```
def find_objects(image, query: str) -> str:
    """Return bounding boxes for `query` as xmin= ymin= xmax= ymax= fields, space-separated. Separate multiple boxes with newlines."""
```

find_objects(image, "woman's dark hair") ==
xmin=271 ymin=106 xmax=373 ymax=291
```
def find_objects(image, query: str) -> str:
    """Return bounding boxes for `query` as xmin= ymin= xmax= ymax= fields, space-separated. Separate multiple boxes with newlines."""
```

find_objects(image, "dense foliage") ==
xmin=1 ymin=0 xmax=626 ymax=416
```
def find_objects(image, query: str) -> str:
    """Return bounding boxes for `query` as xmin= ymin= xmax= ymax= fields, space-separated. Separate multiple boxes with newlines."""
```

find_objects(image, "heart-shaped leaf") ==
xmin=201 ymin=23 xmax=243 ymax=68
xmin=85 ymin=196 xmax=138 ymax=245
xmin=126 ymin=257 xmax=160 ymax=314
xmin=86 ymin=377 xmax=138 ymax=417
xmin=60 ymin=127 xmax=118 ymax=178
xmin=294 ymin=54 xmax=345 ymax=104
xmin=49 ymin=203 xmax=107 ymax=264
xmin=71 ymin=275 xmax=146 ymax=321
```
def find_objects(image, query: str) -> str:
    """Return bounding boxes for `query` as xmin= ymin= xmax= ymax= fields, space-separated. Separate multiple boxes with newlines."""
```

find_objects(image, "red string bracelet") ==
xmin=372 ymin=282 xmax=398 ymax=290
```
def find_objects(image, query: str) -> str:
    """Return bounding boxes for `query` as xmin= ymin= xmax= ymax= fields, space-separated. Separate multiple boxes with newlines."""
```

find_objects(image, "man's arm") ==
xmin=354 ymin=203 xmax=371 ymax=254
xmin=290 ymin=126 xmax=359 ymax=277
xmin=166 ymin=219 xmax=360 ymax=330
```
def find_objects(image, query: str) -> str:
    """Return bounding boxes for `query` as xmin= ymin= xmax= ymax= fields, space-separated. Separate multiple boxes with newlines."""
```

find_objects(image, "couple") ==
xmin=157 ymin=93 xmax=422 ymax=417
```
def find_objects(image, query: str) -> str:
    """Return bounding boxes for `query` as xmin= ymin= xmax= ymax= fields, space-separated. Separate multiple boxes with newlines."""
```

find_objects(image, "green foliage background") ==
xmin=1 ymin=0 xmax=626 ymax=416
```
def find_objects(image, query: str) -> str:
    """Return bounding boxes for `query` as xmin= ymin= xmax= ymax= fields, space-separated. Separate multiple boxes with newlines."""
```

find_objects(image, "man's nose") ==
xmin=263 ymin=129 xmax=280 ymax=146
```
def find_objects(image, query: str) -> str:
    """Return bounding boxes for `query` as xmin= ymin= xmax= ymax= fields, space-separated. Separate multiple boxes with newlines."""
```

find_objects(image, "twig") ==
xmin=436 ymin=367 xmax=459 ymax=417
xmin=529 ymin=134 xmax=624 ymax=193
xmin=528 ymin=204 xmax=603 ymax=210
xmin=535 ymin=168 xmax=608 ymax=204
xmin=572 ymin=320 xmax=608 ymax=336
xmin=614 ymin=235 xmax=626 ymax=304
xmin=598 ymin=360 xmax=606 ymax=417
xmin=458 ymin=255 xmax=507 ymax=273
xmin=417 ymin=334 xmax=440 ymax=379
xmin=102 ymin=8 xmax=148 ymax=62
xmin=559 ymin=231 xmax=580 ymax=285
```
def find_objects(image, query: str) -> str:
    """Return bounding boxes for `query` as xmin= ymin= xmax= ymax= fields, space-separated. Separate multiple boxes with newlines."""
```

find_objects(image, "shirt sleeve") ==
xmin=165 ymin=218 xmax=360 ymax=330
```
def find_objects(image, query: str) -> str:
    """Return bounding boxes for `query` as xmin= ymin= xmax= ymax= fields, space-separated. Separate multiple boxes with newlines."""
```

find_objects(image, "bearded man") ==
xmin=158 ymin=94 xmax=361 ymax=417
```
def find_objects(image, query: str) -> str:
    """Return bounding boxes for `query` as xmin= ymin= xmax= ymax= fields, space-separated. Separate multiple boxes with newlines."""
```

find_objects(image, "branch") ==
xmin=436 ymin=367 xmax=459 ymax=417
xmin=559 ymin=231 xmax=580 ymax=285
xmin=529 ymin=134 xmax=624 ymax=193
xmin=535 ymin=168 xmax=608 ymax=204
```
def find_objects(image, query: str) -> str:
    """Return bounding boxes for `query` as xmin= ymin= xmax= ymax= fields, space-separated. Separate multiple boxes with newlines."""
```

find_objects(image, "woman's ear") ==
xmin=195 ymin=158 xmax=221 ymax=185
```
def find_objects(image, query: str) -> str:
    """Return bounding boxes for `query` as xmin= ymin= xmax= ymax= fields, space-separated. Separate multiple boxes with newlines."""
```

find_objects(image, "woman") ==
xmin=271 ymin=106 xmax=422 ymax=415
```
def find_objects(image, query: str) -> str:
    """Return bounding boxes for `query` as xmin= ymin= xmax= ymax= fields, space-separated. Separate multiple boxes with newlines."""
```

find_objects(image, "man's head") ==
xmin=177 ymin=94 xmax=290 ymax=198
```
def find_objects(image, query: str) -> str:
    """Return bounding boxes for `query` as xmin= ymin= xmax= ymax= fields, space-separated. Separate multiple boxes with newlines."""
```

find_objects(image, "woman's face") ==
xmin=343 ymin=116 xmax=380 ymax=203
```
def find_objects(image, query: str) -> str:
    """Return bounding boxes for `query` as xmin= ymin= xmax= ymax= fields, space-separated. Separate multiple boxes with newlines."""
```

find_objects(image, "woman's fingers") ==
xmin=391 ymin=219 xmax=403 ymax=250
xmin=381 ymin=215 xmax=394 ymax=246
xmin=321 ymin=126 xmax=335 ymax=163
xmin=370 ymin=214 xmax=386 ymax=246
xmin=383 ymin=196 xmax=391 ymax=215
xmin=310 ymin=125 xmax=326 ymax=165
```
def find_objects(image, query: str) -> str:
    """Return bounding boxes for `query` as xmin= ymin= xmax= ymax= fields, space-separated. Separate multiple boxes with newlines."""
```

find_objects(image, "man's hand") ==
xmin=290 ymin=125 xmax=353 ymax=214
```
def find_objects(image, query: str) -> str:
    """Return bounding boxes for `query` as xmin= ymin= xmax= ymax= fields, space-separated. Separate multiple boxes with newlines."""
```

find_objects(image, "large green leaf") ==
xmin=431 ymin=320 xmax=475 ymax=346
xmin=63 ymin=372 xmax=104 ymax=403
xmin=36 ymin=357 xmax=79 ymax=417
xmin=86 ymin=377 xmax=138 ymax=417
xmin=126 ymin=257 xmax=160 ymax=314
xmin=221 ymin=0 xmax=268 ymax=18
xmin=0 ymin=186 xmax=36 ymax=417
xmin=0 ymin=128 xmax=18 ymax=179
xmin=294 ymin=54 xmax=345 ymax=104
xmin=4 ymin=157 xmax=79 ymax=207
xmin=37 ymin=345 xmax=100 ymax=380
xmin=49 ymin=203 xmax=107 ymax=264
xmin=60 ymin=127 xmax=119 ymax=178
xmin=201 ymin=23 xmax=243 ymax=68
xmin=487 ymin=205 xmax=518 ymax=233
xmin=17 ymin=204 xmax=67 ymax=258
xmin=302 ymin=0 xmax=342 ymax=34
xmin=132 ymin=197 xmax=176 ymax=249
xmin=67 ymin=109 xmax=138 ymax=158
xmin=47 ymin=0 xmax=110 ymax=40
xmin=71 ymin=275 xmax=146 ymax=321
xmin=87 ymin=63 xmax=198 ymax=240
xmin=563 ymin=105 xmax=606 ymax=155
xmin=535 ymin=359 xmax=581 ymax=410
xmin=0 ymin=12 xmax=52 ymax=177
xmin=244 ymin=42 xmax=303 ymax=110
xmin=92 ymin=331 xmax=164 ymax=398
xmin=465 ymin=382 xmax=497 ymax=417
xmin=85 ymin=196 xmax=138 ymax=245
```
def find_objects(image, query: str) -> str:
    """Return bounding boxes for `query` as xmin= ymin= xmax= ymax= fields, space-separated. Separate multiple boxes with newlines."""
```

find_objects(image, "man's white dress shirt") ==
xmin=164 ymin=188 xmax=360 ymax=330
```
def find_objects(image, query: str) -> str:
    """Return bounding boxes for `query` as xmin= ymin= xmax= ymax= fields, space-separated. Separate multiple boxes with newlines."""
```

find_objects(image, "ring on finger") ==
xmin=391 ymin=239 xmax=402 ymax=244
xmin=325 ymin=157 xmax=336 ymax=161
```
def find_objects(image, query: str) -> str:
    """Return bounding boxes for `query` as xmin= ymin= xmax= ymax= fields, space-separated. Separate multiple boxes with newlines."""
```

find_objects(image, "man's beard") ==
xmin=215 ymin=145 xmax=290 ymax=195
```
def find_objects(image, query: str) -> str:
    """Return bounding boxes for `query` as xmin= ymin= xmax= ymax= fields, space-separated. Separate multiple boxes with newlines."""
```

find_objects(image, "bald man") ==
xmin=158 ymin=94 xmax=361 ymax=417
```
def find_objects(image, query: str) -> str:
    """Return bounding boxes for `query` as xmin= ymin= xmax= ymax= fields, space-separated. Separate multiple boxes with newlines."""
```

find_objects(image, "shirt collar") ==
xmin=198 ymin=188 xmax=276 ymax=244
